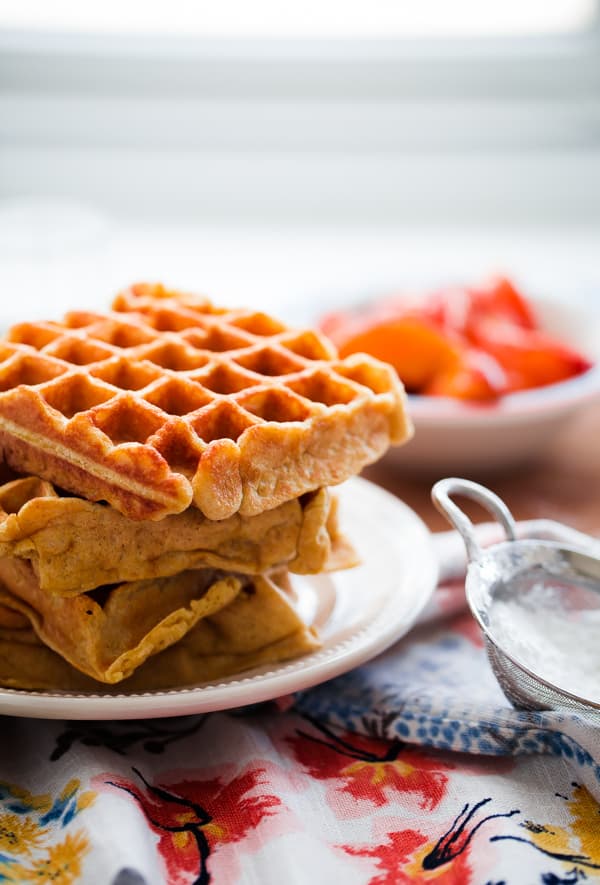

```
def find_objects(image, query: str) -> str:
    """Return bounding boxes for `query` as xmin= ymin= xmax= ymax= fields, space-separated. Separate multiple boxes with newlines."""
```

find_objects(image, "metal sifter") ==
xmin=432 ymin=477 xmax=600 ymax=717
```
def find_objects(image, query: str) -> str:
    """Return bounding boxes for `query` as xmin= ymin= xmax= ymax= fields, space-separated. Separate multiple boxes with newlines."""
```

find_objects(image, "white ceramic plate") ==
xmin=0 ymin=477 xmax=437 ymax=720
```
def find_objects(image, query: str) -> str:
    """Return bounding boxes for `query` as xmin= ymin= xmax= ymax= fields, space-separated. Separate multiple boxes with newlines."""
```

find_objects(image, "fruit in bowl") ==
xmin=320 ymin=277 xmax=600 ymax=473
xmin=321 ymin=277 xmax=592 ymax=400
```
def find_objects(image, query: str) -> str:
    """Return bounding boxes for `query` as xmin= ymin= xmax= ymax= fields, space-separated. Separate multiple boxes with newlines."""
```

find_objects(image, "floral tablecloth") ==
xmin=0 ymin=522 xmax=599 ymax=885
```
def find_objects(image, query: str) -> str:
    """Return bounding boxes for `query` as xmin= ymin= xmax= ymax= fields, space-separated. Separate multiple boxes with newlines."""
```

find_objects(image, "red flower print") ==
xmin=288 ymin=716 xmax=454 ymax=815
xmin=100 ymin=765 xmax=283 ymax=885
xmin=341 ymin=827 xmax=474 ymax=885
xmin=339 ymin=798 xmax=520 ymax=884
xmin=342 ymin=829 xmax=428 ymax=885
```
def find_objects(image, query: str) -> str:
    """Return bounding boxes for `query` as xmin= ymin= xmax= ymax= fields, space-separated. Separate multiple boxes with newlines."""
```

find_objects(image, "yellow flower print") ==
xmin=0 ymin=812 xmax=47 ymax=855
xmin=75 ymin=792 xmax=95 ymax=814
xmin=517 ymin=784 xmax=600 ymax=873
xmin=0 ymin=782 xmax=52 ymax=815
xmin=568 ymin=784 xmax=600 ymax=859
xmin=3 ymin=830 xmax=90 ymax=884
xmin=0 ymin=777 xmax=96 ymax=883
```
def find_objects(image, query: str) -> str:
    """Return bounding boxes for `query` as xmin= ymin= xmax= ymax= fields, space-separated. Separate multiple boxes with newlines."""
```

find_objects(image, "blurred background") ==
xmin=1 ymin=0 xmax=600 ymax=323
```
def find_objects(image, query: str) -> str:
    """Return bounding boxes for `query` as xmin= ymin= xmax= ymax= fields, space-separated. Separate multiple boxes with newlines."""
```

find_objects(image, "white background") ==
xmin=1 ymin=2 xmax=599 ymax=320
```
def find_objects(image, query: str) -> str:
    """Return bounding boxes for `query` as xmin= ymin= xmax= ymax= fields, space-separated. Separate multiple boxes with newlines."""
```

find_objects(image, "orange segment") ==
xmin=424 ymin=349 xmax=506 ymax=401
xmin=337 ymin=317 xmax=461 ymax=391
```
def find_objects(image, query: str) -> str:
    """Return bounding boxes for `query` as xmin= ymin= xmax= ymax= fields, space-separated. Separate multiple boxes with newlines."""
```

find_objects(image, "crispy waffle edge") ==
xmin=0 ymin=284 xmax=412 ymax=519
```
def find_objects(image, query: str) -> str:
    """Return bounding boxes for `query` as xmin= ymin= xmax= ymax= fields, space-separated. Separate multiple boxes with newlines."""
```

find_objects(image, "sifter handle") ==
xmin=431 ymin=478 xmax=517 ymax=563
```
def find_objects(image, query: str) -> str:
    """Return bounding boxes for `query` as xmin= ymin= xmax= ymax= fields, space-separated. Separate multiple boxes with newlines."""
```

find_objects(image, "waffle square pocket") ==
xmin=0 ymin=283 xmax=412 ymax=521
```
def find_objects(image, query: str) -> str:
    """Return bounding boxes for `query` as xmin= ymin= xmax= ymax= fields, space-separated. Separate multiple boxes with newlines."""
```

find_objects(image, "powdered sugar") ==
xmin=488 ymin=579 xmax=600 ymax=704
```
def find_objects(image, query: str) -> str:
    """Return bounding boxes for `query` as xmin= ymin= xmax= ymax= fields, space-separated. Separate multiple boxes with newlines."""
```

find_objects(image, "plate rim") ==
xmin=0 ymin=477 xmax=438 ymax=720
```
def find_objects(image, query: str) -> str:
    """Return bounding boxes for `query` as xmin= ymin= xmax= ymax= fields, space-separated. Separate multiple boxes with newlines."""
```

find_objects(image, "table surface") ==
xmin=364 ymin=401 xmax=600 ymax=535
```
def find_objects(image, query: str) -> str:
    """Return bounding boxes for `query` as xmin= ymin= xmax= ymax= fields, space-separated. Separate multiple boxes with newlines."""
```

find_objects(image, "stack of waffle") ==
xmin=0 ymin=284 xmax=411 ymax=692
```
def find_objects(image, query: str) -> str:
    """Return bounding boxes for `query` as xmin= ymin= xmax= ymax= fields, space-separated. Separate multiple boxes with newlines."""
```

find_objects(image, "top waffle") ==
xmin=0 ymin=283 xmax=412 ymax=520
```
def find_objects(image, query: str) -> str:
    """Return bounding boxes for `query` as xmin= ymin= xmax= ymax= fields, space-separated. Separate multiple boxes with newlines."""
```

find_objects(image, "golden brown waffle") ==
xmin=0 ymin=558 xmax=242 ymax=683
xmin=0 ymin=602 xmax=28 ymax=629
xmin=0 ymin=571 xmax=320 ymax=691
xmin=0 ymin=475 xmax=348 ymax=595
xmin=0 ymin=283 xmax=411 ymax=520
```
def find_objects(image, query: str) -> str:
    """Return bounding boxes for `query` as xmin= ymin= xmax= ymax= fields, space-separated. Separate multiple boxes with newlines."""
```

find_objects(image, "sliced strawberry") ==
xmin=469 ymin=320 xmax=592 ymax=391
